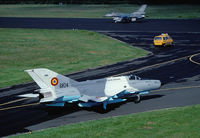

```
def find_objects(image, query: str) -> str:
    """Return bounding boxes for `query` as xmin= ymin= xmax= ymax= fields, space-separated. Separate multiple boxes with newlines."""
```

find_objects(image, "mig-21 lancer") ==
xmin=104 ymin=4 xmax=147 ymax=23
xmin=20 ymin=68 xmax=161 ymax=110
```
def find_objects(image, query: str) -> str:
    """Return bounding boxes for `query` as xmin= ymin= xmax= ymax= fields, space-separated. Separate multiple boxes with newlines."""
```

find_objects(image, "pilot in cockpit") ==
xmin=128 ymin=74 xmax=141 ymax=80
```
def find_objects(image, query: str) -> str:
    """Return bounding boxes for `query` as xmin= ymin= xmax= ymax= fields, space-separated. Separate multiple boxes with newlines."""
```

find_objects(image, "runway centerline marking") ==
xmin=113 ymin=52 xmax=200 ymax=77
xmin=189 ymin=53 xmax=200 ymax=65
xmin=113 ymin=55 xmax=190 ymax=76
xmin=0 ymin=97 xmax=31 ymax=106
xmin=0 ymin=102 xmax=40 ymax=111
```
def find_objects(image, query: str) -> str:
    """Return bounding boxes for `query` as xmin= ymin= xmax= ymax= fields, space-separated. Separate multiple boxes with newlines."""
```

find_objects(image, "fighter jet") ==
xmin=20 ymin=68 xmax=161 ymax=110
xmin=104 ymin=4 xmax=147 ymax=23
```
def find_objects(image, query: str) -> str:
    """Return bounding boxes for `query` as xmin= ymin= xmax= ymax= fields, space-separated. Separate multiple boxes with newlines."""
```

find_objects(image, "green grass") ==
xmin=0 ymin=28 xmax=147 ymax=88
xmin=0 ymin=4 xmax=200 ymax=19
xmin=148 ymin=5 xmax=200 ymax=19
xmin=13 ymin=104 xmax=200 ymax=138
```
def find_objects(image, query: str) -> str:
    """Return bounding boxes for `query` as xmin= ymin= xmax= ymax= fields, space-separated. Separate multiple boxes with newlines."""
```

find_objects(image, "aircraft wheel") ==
xmin=134 ymin=94 xmax=141 ymax=103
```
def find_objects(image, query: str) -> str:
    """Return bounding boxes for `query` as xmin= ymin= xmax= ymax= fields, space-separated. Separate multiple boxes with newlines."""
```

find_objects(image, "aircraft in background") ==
xmin=104 ymin=4 xmax=147 ymax=23
xmin=20 ymin=68 xmax=161 ymax=110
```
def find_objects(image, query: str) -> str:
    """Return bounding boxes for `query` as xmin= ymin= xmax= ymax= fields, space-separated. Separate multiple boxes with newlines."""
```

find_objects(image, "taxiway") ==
xmin=0 ymin=18 xmax=200 ymax=137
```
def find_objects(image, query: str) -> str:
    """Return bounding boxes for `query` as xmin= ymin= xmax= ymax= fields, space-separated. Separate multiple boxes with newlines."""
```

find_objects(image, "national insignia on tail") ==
xmin=51 ymin=77 xmax=58 ymax=86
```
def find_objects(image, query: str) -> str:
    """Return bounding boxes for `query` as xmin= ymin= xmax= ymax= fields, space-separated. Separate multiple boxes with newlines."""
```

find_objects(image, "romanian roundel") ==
xmin=51 ymin=77 xmax=58 ymax=86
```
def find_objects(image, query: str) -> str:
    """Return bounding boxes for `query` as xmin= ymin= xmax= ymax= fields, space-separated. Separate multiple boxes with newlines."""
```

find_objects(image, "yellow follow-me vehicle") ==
xmin=153 ymin=33 xmax=174 ymax=46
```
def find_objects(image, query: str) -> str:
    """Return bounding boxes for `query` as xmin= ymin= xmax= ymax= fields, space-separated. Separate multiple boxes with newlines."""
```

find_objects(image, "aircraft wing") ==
xmin=79 ymin=94 xmax=108 ymax=102
xmin=112 ymin=14 xmax=131 ymax=23
xmin=78 ymin=93 xmax=126 ymax=110
xmin=78 ymin=85 xmax=138 ymax=103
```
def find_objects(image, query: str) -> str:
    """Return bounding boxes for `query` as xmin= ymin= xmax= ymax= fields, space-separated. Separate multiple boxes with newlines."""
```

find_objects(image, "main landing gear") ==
xmin=134 ymin=94 xmax=141 ymax=103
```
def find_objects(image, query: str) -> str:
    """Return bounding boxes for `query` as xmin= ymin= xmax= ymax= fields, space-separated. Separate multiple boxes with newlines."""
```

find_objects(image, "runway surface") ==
xmin=0 ymin=18 xmax=200 ymax=137
xmin=0 ymin=17 xmax=200 ymax=32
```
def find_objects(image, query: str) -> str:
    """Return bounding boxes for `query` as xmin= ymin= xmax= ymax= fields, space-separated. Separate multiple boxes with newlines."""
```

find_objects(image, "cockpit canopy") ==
xmin=128 ymin=75 xmax=141 ymax=80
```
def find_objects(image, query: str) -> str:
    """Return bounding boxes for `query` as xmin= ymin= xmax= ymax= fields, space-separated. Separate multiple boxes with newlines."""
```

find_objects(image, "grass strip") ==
xmin=0 ymin=4 xmax=200 ymax=19
xmin=0 ymin=28 xmax=147 ymax=87
xmin=14 ymin=104 xmax=200 ymax=138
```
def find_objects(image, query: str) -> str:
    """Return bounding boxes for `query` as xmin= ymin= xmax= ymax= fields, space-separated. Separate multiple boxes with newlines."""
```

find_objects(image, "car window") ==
xmin=166 ymin=37 xmax=168 ymax=40
xmin=155 ymin=37 xmax=162 ymax=40
xmin=163 ymin=37 xmax=166 ymax=40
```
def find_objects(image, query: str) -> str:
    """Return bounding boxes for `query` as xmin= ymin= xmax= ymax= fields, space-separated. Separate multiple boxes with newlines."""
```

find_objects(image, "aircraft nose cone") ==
xmin=104 ymin=14 xmax=110 ymax=17
xmin=154 ymin=80 xmax=161 ymax=89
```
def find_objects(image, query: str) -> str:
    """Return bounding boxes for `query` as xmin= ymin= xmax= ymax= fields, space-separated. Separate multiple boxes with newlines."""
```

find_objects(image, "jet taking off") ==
xmin=20 ymin=68 xmax=161 ymax=110
xmin=104 ymin=4 xmax=147 ymax=23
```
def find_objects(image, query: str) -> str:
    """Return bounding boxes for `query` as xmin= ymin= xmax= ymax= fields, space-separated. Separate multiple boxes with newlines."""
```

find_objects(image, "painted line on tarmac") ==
xmin=189 ymin=53 xmax=200 ymax=65
xmin=152 ymin=85 xmax=200 ymax=92
xmin=113 ymin=55 xmax=190 ymax=76
xmin=0 ymin=102 xmax=40 ymax=111
xmin=1 ymin=53 xmax=199 ymax=112
xmin=114 ymin=52 xmax=200 ymax=77
xmin=0 ymin=97 xmax=31 ymax=106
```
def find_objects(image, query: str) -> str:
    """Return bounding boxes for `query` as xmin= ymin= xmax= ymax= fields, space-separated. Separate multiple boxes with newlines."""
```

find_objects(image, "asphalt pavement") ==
xmin=0 ymin=18 xmax=200 ymax=137
xmin=0 ymin=17 xmax=200 ymax=32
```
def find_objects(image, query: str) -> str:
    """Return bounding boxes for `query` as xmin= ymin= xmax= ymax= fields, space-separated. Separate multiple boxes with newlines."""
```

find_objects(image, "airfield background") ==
xmin=0 ymin=0 xmax=199 ymax=4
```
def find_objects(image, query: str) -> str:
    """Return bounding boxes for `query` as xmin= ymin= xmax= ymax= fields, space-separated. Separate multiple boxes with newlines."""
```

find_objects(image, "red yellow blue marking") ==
xmin=51 ymin=77 xmax=58 ymax=86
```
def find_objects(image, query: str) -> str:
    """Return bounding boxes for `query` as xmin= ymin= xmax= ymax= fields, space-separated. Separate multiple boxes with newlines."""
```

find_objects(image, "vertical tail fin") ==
xmin=25 ymin=68 xmax=79 ymax=102
xmin=25 ymin=68 xmax=77 ymax=89
xmin=137 ymin=4 xmax=147 ymax=13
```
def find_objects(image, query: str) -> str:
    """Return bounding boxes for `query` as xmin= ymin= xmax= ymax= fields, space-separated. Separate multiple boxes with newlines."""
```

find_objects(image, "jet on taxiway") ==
xmin=20 ymin=68 xmax=160 ymax=110
xmin=104 ymin=4 xmax=147 ymax=23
